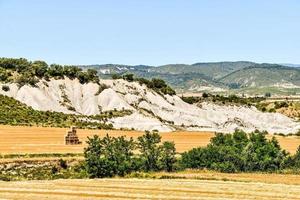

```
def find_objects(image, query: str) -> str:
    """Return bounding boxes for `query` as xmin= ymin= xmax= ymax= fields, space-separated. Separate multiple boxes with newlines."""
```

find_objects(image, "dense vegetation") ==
xmin=0 ymin=94 xmax=134 ymax=129
xmin=83 ymin=129 xmax=300 ymax=178
xmin=0 ymin=159 xmax=87 ymax=181
xmin=181 ymin=130 xmax=291 ymax=172
xmin=0 ymin=57 xmax=99 ymax=86
xmin=182 ymin=93 xmax=265 ymax=106
xmin=112 ymin=73 xmax=176 ymax=95
xmin=2 ymin=129 xmax=300 ymax=181
xmin=84 ymin=131 xmax=176 ymax=178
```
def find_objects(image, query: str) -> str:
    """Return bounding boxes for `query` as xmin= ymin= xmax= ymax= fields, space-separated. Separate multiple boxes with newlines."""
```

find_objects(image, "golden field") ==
xmin=0 ymin=125 xmax=300 ymax=154
xmin=0 ymin=177 xmax=300 ymax=200
xmin=1 ymin=125 xmax=300 ymax=199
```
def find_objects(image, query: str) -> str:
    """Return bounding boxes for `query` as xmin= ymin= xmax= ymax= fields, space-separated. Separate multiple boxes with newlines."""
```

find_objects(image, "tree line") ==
xmin=0 ymin=58 xmax=177 ymax=96
xmin=0 ymin=58 xmax=99 ymax=86
xmin=84 ymin=130 xmax=176 ymax=177
xmin=84 ymin=129 xmax=300 ymax=178
xmin=181 ymin=93 xmax=265 ymax=106
xmin=112 ymin=73 xmax=176 ymax=95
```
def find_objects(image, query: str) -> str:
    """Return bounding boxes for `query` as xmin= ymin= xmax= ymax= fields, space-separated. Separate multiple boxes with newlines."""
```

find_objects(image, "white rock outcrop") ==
xmin=1 ymin=78 xmax=299 ymax=134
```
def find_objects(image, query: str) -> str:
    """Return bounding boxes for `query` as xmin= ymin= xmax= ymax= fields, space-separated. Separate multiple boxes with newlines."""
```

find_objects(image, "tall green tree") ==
xmin=137 ymin=130 xmax=162 ymax=171
xmin=84 ymin=134 xmax=136 ymax=178
xmin=160 ymin=141 xmax=176 ymax=172
xmin=32 ymin=61 xmax=48 ymax=78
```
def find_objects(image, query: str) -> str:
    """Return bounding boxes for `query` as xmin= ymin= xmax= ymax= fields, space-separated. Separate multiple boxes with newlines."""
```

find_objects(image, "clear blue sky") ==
xmin=0 ymin=0 xmax=299 ymax=66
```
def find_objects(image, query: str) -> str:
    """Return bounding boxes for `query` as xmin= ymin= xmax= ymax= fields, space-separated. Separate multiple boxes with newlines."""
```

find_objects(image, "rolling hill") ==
xmin=1 ymin=77 xmax=299 ymax=134
xmin=219 ymin=64 xmax=300 ymax=86
xmin=81 ymin=62 xmax=300 ymax=95
xmin=0 ymin=57 xmax=299 ymax=134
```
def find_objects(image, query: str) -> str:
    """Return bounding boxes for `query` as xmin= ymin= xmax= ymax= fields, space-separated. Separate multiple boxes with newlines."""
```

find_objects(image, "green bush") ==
xmin=274 ymin=101 xmax=289 ymax=109
xmin=115 ymin=74 xmax=176 ymax=95
xmin=160 ymin=86 xmax=176 ymax=95
xmin=59 ymin=159 xmax=68 ymax=169
xmin=159 ymin=141 xmax=177 ymax=172
xmin=111 ymin=74 xmax=122 ymax=79
xmin=0 ymin=68 xmax=9 ymax=81
xmin=1 ymin=85 xmax=9 ymax=91
xmin=290 ymin=146 xmax=300 ymax=168
xmin=137 ymin=131 xmax=162 ymax=172
xmin=181 ymin=96 xmax=201 ymax=104
xmin=84 ymin=131 xmax=178 ymax=178
xmin=181 ymin=129 xmax=289 ymax=172
xmin=84 ymin=134 xmax=136 ymax=178
xmin=123 ymin=74 xmax=134 ymax=82
xmin=202 ymin=93 xmax=209 ymax=98
xmin=181 ymin=93 xmax=265 ymax=106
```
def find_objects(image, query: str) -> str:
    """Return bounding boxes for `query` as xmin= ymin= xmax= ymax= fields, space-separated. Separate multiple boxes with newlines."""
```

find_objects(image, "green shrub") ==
xmin=137 ymin=131 xmax=162 ymax=172
xmin=95 ymin=84 xmax=109 ymax=95
xmin=159 ymin=141 xmax=177 ymax=172
xmin=160 ymin=86 xmax=176 ymax=95
xmin=181 ymin=93 xmax=265 ymax=106
xmin=59 ymin=159 xmax=68 ymax=169
xmin=288 ymin=146 xmax=300 ymax=169
xmin=112 ymin=74 xmax=122 ymax=79
xmin=181 ymin=96 xmax=201 ymax=104
xmin=84 ymin=134 xmax=136 ymax=178
xmin=118 ymin=74 xmax=176 ymax=95
xmin=181 ymin=129 xmax=289 ymax=172
xmin=0 ymin=68 xmax=9 ymax=81
xmin=84 ymin=130 xmax=178 ymax=178
xmin=123 ymin=74 xmax=134 ymax=82
xmin=1 ymin=85 xmax=9 ymax=91
xmin=202 ymin=93 xmax=209 ymax=98
xmin=274 ymin=101 xmax=289 ymax=109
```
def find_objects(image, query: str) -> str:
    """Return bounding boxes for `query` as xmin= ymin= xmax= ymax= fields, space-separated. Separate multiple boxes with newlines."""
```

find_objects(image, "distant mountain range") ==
xmin=80 ymin=62 xmax=300 ymax=95
xmin=280 ymin=63 xmax=300 ymax=68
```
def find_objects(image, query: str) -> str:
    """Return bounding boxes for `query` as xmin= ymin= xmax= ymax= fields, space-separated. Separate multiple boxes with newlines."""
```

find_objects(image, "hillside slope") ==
xmin=83 ymin=62 xmax=256 ymax=92
xmin=82 ymin=62 xmax=300 ymax=94
xmin=219 ymin=64 xmax=300 ymax=88
xmin=1 ymin=78 xmax=299 ymax=134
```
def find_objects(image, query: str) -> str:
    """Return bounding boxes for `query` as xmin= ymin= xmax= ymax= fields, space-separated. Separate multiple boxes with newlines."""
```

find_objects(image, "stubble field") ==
xmin=0 ymin=178 xmax=300 ymax=200
xmin=1 ymin=125 xmax=300 ymax=199
xmin=0 ymin=125 xmax=300 ymax=155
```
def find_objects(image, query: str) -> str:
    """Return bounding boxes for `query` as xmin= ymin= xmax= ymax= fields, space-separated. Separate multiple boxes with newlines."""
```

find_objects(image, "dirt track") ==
xmin=0 ymin=178 xmax=300 ymax=200
xmin=0 ymin=125 xmax=299 ymax=154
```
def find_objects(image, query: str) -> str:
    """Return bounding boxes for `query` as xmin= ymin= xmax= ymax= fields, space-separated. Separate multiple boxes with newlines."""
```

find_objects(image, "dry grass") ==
xmin=0 ymin=178 xmax=300 ymax=200
xmin=0 ymin=125 xmax=299 ymax=155
xmin=154 ymin=169 xmax=300 ymax=185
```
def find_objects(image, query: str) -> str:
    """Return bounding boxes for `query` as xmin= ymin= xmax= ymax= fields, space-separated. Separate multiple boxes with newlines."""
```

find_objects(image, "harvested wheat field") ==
xmin=0 ymin=125 xmax=212 ymax=154
xmin=155 ymin=169 xmax=300 ymax=185
xmin=0 ymin=125 xmax=299 ymax=154
xmin=0 ymin=178 xmax=300 ymax=200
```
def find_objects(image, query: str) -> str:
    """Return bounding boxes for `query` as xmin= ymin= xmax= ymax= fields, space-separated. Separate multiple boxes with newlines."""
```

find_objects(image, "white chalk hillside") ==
xmin=1 ymin=78 xmax=299 ymax=134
